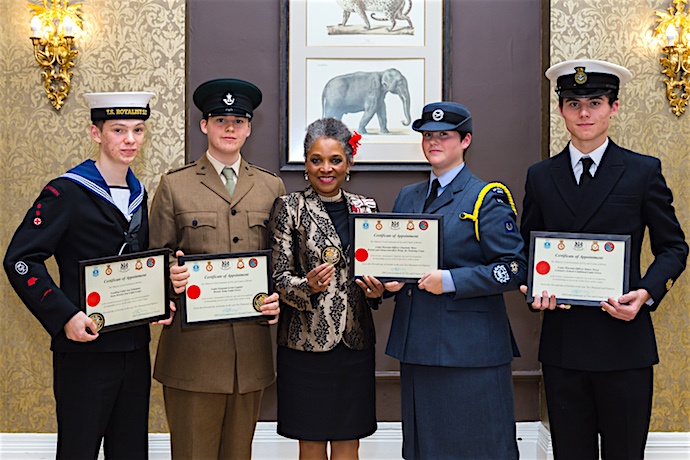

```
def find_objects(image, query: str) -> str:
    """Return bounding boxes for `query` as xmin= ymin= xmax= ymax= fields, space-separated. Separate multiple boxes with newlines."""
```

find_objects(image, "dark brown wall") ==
xmin=188 ymin=0 xmax=544 ymax=421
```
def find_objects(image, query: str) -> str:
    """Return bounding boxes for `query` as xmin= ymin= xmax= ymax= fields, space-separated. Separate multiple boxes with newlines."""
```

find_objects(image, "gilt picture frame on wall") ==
xmin=280 ymin=0 xmax=451 ymax=171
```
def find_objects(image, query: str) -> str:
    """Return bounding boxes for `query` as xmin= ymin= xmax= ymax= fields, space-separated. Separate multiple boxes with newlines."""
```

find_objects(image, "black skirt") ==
xmin=277 ymin=343 xmax=377 ymax=441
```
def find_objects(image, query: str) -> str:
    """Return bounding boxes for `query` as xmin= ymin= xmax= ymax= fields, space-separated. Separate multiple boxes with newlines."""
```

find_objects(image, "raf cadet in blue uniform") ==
xmin=520 ymin=59 xmax=688 ymax=460
xmin=385 ymin=102 xmax=526 ymax=459
xmin=4 ymin=92 xmax=160 ymax=459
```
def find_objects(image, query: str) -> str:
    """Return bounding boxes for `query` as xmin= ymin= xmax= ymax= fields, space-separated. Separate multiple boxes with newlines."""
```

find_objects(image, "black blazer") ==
xmin=520 ymin=140 xmax=687 ymax=371
xmin=4 ymin=178 xmax=150 ymax=353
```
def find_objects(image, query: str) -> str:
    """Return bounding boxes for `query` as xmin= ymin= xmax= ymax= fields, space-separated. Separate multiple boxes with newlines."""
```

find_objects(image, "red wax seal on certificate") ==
xmin=355 ymin=248 xmax=369 ymax=262
xmin=536 ymin=261 xmax=550 ymax=275
xmin=87 ymin=292 xmax=101 ymax=307
xmin=187 ymin=285 xmax=201 ymax=300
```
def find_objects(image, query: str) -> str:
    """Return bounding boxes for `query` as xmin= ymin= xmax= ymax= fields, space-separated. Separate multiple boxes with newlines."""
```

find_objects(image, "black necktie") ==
xmin=579 ymin=157 xmax=594 ymax=193
xmin=423 ymin=179 xmax=440 ymax=211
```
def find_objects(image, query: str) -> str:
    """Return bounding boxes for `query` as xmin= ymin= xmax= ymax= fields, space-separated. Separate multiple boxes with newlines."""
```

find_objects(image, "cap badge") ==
xmin=223 ymin=93 xmax=235 ymax=106
xmin=432 ymin=109 xmax=444 ymax=121
xmin=666 ymin=278 xmax=674 ymax=290
xmin=574 ymin=67 xmax=588 ymax=85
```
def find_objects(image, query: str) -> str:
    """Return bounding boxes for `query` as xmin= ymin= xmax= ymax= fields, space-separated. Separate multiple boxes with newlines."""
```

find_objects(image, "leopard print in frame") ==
xmin=336 ymin=0 xmax=413 ymax=32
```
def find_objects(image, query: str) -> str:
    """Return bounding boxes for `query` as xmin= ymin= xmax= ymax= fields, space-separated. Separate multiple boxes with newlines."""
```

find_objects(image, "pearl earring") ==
xmin=346 ymin=173 xmax=351 ymax=182
xmin=304 ymin=172 xmax=308 ymax=181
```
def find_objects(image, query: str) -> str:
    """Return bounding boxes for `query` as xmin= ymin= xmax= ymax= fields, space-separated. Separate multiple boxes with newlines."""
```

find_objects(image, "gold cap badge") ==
xmin=574 ymin=67 xmax=588 ymax=85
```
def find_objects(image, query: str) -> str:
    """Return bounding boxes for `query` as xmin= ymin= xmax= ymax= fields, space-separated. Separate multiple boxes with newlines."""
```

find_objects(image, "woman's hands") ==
xmin=307 ymin=263 xmax=336 ymax=293
xmin=355 ymin=275 xmax=386 ymax=298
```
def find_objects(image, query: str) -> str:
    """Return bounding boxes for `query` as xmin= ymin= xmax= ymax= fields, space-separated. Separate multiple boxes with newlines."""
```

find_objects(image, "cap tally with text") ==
xmin=545 ymin=59 xmax=633 ymax=98
xmin=193 ymin=78 xmax=262 ymax=119
xmin=83 ymin=92 xmax=155 ymax=123
xmin=412 ymin=102 xmax=473 ymax=133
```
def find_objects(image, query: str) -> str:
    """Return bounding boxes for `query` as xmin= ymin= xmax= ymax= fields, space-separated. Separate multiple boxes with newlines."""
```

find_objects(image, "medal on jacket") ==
xmin=321 ymin=246 xmax=341 ymax=265
xmin=302 ymin=191 xmax=346 ymax=267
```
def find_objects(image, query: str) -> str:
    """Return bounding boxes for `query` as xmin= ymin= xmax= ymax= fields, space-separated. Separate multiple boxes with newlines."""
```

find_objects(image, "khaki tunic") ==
xmin=149 ymin=154 xmax=285 ymax=394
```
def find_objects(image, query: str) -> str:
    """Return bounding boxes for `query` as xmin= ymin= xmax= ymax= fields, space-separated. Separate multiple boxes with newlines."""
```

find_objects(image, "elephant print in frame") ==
xmin=281 ymin=0 xmax=449 ymax=170
xmin=317 ymin=63 xmax=418 ymax=136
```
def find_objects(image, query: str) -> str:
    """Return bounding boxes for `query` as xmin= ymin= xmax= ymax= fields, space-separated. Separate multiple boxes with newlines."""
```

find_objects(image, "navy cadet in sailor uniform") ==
xmin=520 ymin=59 xmax=688 ymax=459
xmin=4 ymin=91 xmax=157 ymax=459
xmin=384 ymin=102 xmax=526 ymax=459
xmin=149 ymin=78 xmax=285 ymax=459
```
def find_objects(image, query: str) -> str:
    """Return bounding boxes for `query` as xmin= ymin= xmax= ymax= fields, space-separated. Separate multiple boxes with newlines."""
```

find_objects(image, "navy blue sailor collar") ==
xmin=61 ymin=159 xmax=145 ymax=215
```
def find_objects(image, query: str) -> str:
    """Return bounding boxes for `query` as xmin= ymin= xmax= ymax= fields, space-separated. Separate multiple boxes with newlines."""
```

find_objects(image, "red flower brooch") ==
xmin=349 ymin=131 xmax=362 ymax=156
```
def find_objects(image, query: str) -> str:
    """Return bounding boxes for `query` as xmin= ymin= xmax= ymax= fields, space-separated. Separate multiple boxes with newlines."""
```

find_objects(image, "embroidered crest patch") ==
xmin=493 ymin=264 xmax=510 ymax=284
xmin=14 ymin=261 xmax=29 ymax=276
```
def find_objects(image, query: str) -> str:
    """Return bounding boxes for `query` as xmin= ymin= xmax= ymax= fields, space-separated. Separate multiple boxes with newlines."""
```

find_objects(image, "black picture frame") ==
xmin=79 ymin=248 xmax=171 ymax=333
xmin=349 ymin=212 xmax=444 ymax=282
xmin=526 ymin=231 xmax=632 ymax=307
xmin=280 ymin=0 xmax=452 ymax=171
xmin=179 ymin=250 xmax=274 ymax=327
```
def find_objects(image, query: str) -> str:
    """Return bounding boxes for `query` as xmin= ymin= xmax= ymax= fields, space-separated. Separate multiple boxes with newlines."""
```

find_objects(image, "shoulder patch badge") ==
xmin=14 ymin=261 xmax=29 ymax=276
xmin=493 ymin=264 xmax=510 ymax=284
xmin=510 ymin=261 xmax=519 ymax=274
xmin=504 ymin=221 xmax=515 ymax=233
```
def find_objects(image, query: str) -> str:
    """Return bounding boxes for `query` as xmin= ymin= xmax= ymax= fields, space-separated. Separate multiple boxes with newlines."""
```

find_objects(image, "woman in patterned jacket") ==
xmin=268 ymin=118 xmax=384 ymax=459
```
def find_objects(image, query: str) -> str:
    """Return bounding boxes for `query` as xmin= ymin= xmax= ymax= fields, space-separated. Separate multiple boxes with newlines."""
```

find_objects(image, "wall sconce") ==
xmin=28 ymin=0 xmax=83 ymax=110
xmin=654 ymin=0 xmax=690 ymax=116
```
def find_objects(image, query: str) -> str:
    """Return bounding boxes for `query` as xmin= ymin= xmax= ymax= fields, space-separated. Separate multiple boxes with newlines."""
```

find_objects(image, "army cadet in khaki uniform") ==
xmin=149 ymin=78 xmax=285 ymax=459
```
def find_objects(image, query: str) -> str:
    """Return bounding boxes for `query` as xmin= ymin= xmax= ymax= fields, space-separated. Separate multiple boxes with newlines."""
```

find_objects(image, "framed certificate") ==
xmin=79 ymin=248 xmax=170 ymax=333
xmin=350 ymin=213 xmax=443 ymax=282
xmin=179 ymin=250 xmax=273 ymax=327
xmin=526 ymin=232 xmax=631 ymax=307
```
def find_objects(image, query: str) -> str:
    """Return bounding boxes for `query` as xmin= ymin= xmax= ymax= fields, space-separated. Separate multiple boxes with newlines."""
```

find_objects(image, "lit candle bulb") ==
xmin=30 ymin=16 xmax=41 ymax=37
xmin=63 ymin=15 xmax=75 ymax=37
xmin=666 ymin=24 xmax=678 ymax=47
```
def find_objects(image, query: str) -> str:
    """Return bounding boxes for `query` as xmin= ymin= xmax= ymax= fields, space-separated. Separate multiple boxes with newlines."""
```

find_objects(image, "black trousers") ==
xmin=543 ymin=364 xmax=653 ymax=460
xmin=53 ymin=347 xmax=151 ymax=460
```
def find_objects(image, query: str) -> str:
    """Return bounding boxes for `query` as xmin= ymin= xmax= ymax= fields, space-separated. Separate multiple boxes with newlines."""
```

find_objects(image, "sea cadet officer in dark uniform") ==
xmin=149 ymin=78 xmax=285 ymax=459
xmin=385 ymin=101 xmax=526 ymax=459
xmin=4 ymin=91 xmax=157 ymax=459
xmin=520 ymin=59 xmax=688 ymax=459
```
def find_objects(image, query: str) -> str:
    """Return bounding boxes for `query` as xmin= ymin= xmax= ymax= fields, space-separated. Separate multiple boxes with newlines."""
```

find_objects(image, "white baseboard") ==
xmin=0 ymin=422 xmax=687 ymax=459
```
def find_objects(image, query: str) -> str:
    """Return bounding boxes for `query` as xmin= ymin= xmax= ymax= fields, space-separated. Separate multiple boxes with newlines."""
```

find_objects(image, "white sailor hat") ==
xmin=83 ymin=92 xmax=155 ymax=122
xmin=545 ymin=59 xmax=633 ymax=98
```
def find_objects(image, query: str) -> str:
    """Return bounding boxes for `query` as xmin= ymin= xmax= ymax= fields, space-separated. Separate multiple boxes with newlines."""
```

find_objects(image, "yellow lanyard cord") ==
xmin=459 ymin=182 xmax=518 ymax=241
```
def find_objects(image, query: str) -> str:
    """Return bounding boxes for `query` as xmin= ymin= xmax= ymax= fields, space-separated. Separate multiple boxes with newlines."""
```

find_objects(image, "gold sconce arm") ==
xmin=28 ymin=1 xmax=83 ymax=110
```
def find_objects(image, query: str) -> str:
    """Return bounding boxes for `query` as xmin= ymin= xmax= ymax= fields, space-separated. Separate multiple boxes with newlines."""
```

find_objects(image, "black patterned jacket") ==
xmin=269 ymin=186 xmax=378 ymax=352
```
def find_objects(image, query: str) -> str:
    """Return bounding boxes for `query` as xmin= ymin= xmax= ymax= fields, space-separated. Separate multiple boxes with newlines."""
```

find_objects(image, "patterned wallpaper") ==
xmin=0 ymin=0 xmax=185 ymax=432
xmin=2 ymin=0 xmax=687 ymax=437
xmin=551 ymin=0 xmax=690 ymax=431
